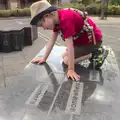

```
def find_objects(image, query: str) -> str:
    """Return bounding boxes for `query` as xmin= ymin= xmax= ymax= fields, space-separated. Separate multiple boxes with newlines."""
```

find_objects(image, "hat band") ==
xmin=30 ymin=6 xmax=57 ymax=25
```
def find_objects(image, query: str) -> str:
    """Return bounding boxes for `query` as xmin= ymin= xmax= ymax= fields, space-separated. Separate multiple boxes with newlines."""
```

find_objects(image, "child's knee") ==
xmin=63 ymin=56 xmax=68 ymax=65
xmin=62 ymin=51 xmax=67 ymax=59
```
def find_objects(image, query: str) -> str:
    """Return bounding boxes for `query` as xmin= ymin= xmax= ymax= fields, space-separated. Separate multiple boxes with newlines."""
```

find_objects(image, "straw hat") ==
xmin=30 ymin=0 xmax=57 ymax=25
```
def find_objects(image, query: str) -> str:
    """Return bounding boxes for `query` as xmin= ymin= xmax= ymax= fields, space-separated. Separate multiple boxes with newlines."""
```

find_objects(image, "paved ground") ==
xmin=0 ymin=16 xmax=120 ymax=120
xmin=0 ymin=16 xmax=120 ymax=86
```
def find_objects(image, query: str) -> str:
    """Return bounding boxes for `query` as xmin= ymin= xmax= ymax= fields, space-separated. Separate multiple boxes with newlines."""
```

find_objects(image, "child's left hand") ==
xmin=67 ymin=70 xmax=80 ymax=81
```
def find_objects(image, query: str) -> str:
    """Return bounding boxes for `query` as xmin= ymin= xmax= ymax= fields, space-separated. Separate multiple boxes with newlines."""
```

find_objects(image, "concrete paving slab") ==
xmin=0 ymin=66 xmax=5 ymax=87
xmin=0 ymin=74 xmax=4 ymax=85
xmin=0 ymin=56 xmax=2 ymax=67
xmin=1 ymin=51 xmax=22 ymax=58
xmin=3 ymin=55 xmax=25 ymax=66
xmin=23 ymin=38 xmax=46 ymax=62
xmin=3 ymin=63 xmax=27 ymax=77
xmin=0 ymin=74 xmax=40 ymax=120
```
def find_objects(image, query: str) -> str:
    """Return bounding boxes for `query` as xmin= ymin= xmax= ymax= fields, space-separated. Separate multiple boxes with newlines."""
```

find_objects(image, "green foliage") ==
xmin=17 ymin=8 xmax=30 ymax=16
xmin=82 ymin=0 xmax=94 ymax=6
xmin=85 ymin=4 xmax=99 ymax=14
xmin=59 ymin=3 xmax=85 ymax=11
xmin=0 ymin=8 xmax=30 ymax=17
xmin=108 ymin=5 xmax=120 ymax=15
xmin=47 ymin=0 xmax=57 ymax=4
xmin=0 ymin=3 xmax=120 ymax=17
xmin=0 ymin=10 xmax=12 ymax=17
xmin=110 ymin=0 xmax=120 ymax=5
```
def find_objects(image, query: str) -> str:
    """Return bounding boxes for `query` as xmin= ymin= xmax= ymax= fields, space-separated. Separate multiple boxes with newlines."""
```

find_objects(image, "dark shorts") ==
xmin=74 ymin=41 xmax=102 ymax=58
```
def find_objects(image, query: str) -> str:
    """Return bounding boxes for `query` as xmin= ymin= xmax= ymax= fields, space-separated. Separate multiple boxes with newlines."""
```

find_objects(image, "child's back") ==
xmin=55 ymin=9 xmax=102 ymax=46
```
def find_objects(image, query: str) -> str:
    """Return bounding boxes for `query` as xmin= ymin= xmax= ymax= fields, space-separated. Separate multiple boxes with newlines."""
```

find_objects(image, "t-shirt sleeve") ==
xmin=61 ymin=19 xmax=76 ymax=39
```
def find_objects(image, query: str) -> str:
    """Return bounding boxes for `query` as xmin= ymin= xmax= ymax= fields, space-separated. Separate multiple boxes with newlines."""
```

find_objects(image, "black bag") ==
xmin=11 ymin=29 xmax=24 ymax=51
xmin=0 ymin=31 xmax=13 ymax=53
xmin=24 ymin=27 xmax=32 ymax=46
xmin=0 ymin=31 xmax=2 ymax=52
xmin=31 ymin=25 xmax=38 ymax=41
xmin=24 ymin=25 xmax=38 ymax=46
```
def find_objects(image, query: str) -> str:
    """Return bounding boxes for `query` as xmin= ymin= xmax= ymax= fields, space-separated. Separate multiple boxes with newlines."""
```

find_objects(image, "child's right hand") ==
xmin=31 ymin=58 xmax=46 ymax=64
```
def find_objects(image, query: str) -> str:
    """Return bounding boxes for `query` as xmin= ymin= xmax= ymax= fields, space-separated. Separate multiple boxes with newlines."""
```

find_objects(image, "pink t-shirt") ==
xmin=54 ymin=9 xmax=102 ymax=46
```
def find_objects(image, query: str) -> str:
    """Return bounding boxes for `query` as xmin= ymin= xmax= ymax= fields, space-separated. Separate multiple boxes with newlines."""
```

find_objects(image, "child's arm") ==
xmin=31 ymin=32 xmax=58 ymax=64
xmin=65 ymin=36 xmax=75 ymax=70
xmin=44 ymin=32 xmax=58 ymax=60
xmin=65 ymin=37 xmax=80 ymax=81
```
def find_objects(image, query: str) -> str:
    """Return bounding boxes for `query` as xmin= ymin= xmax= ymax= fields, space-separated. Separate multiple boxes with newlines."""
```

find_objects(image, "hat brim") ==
xmin=30 ymin=6 xmax=57 ymax=25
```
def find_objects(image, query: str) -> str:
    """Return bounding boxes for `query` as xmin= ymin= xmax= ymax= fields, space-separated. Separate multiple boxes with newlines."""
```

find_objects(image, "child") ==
xmin=30 ymin=0 xmax=108 ymax=81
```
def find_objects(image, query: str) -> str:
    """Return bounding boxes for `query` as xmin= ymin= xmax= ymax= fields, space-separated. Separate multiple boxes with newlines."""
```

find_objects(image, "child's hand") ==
xmin=67 ymin=70 xmax=80 ymax=81
xmin=31 ymin=58 xmax=46 ymax=64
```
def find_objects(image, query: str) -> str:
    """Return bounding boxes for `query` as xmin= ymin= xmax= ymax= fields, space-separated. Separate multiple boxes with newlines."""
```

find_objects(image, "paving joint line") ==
xmin=38 ymin=32 xmax=61 ymax=46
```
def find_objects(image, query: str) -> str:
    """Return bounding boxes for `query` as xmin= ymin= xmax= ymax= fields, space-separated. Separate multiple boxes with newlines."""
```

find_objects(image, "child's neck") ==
xmin=53 ymin=11 xmax=59 ymax=25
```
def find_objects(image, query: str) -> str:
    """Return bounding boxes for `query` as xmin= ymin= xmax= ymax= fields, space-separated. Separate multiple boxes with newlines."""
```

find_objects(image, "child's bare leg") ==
xmin=62 ymin=52 xmax=92 ymax=65
xmin=75 ymin=53 xmax=92 ymax=64
xmin=62 ymin=51 xmax=68 ymax=65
